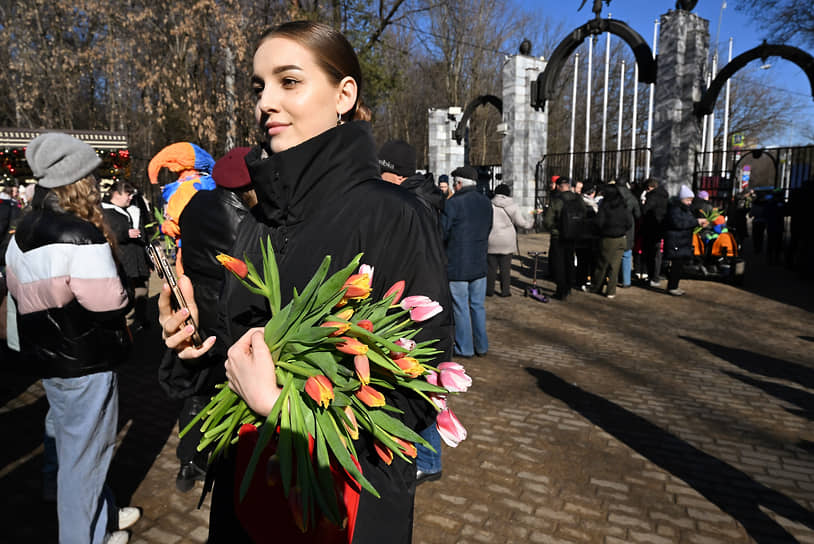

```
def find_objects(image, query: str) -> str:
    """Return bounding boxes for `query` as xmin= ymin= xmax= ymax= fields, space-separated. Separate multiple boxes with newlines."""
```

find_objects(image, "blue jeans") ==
xmin=415 ymin=424 xmax=442 ymax=473
xmin=43 ymin=371 xmax=119 ymax=544
xmin=449 ymin=277 xmax=488 ymax=357
xmin=621 ymin=249 xmax=632 ymax=286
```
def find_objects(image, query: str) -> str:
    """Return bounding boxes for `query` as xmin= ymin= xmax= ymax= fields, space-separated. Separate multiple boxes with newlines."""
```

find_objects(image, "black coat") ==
xmin=596 ymin=195 xmax=633 ymax=239
xmin=157 ymin=188 xmax=254 ymax=400
xmin=641 ymin=186 xmax=669 ymax=240
xmin=441 ymin=185 xmax=493 ymax=281
xmin=616 ymin=184 xmax=641 ymax=250
xmin=663 ymin=199 xmax=698 ymax=259
xmin=102 ymin=203 xmax=151 ymax=280
xmin=213 ymin=122 xmax=452 ymax=544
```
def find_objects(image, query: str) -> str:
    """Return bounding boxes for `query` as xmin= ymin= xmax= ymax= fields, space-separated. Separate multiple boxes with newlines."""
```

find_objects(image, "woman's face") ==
xmin=252 ymin=36 xmax=355 ymax=154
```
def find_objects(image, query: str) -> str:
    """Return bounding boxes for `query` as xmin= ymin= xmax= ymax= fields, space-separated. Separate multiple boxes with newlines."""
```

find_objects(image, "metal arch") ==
xmin=531 ymin=18 xmax=657 ymax=112
xmin=453 ymin=95 xmax=503 ymax=144
xmin=695 ymin=42 xmax=814 ymax=117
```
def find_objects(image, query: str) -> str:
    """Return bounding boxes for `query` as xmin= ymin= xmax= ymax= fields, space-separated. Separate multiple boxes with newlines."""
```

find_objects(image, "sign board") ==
xmin=732 ymin=133 xmax=745 ymax=149
xmin=741 ymin=164 xmax=751 ymax=190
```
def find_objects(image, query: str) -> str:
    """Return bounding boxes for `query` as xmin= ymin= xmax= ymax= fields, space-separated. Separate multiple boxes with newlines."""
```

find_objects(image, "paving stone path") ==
xmin=2 ymin=232 xmax=813 ymax=543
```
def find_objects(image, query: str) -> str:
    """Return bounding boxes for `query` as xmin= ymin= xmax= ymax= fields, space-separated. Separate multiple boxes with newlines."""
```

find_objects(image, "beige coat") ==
xmin=488 ymin=194 xmax=534 ymax=254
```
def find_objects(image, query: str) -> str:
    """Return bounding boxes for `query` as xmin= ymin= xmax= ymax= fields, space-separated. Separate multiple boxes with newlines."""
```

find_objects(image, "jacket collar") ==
xmin=245 ymin=121 xmax=380 ymax=227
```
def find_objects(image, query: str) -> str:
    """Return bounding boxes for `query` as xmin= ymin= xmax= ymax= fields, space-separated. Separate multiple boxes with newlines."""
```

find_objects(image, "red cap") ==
xmin=212 ymin=147 xmax=252 ymax=189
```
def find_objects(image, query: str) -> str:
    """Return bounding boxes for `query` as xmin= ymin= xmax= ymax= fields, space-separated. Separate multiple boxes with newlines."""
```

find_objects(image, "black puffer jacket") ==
xmin=5 ymin=194 xmax=130 ymax=378
xmin=212 ymin=121 xmax=452 ymax=544
xmin=596 ymin=187 xmax=633 ymax=238
xmin=663 ymin=198 xmax=699 ymax=259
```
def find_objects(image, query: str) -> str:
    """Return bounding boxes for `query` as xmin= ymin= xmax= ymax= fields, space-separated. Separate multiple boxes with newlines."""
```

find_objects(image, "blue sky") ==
xmin=522 ymin=0 xmax=814 ymax=143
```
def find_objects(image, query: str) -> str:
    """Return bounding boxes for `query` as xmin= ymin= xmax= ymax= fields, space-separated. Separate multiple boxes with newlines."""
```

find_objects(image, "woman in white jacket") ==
xmin=487 ymin=184 xmax=534 ymax=297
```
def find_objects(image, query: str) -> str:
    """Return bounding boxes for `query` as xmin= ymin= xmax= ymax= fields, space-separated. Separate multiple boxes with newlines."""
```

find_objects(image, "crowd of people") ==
xmin=1 ymin=18 xmax=812 ymax=544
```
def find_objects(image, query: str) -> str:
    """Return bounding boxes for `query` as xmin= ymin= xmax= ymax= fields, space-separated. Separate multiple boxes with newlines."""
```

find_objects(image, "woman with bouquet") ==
xmin=159 ymin=21 xmax=453 ymax=543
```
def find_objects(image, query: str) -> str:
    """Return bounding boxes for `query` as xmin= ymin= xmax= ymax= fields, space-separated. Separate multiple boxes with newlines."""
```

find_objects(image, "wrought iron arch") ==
xmin=695 ymin=42 xmax=814 ymax=117
xmin=531 ymin=18 xmax=657 ymax=112
xmin=453 ymin=95 xmax=503 ymax=144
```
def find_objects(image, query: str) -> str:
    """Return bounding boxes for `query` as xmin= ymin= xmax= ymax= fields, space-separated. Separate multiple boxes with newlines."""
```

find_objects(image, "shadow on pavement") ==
xmin=681 ymin=336 xmax=814 ymax=390
xmin=527 ymin=367 xmax=814 ymax=543
xmin=799 ymin=336 xmax=814 ymax=343
xmin=724 ymin=371 xmax=814 ymax=420
xmin=0 ymin=294 xmax=179 ymax=540
xmin=109 ymin=294 xmax=180 ymax=506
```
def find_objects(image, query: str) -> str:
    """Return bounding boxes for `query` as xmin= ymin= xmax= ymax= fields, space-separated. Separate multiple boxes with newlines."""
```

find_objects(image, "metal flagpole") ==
xmin=570 ymin=53 xmax=579 ymax=179
xmin=585 ymin=38 xmax=593 ymax=175
xmin=616 ymin=60 xmax=625 ymax=179
xmin=701 ymin=71 xmax=710 ymax=172
xmin=631 ymin=61 xmax=639 ymax=180
xmin=645 ymin=19 xmax=659 ymax=179
xmin=601 ymin=23 xmax=611 ymax=181
xmin=707 ymin=54 xmax=718 ymax=173
xmin=722 ymin=37 xmax=733 ymax=178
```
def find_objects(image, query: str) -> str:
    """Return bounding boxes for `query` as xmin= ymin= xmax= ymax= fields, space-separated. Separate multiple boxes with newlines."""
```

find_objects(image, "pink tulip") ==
xmin=425 ymin=370 xmax=439 ymax=386
xmin=436 ymin=408 xmax=467 ymax=447
xmin=429 ymin=393 xmax=447 ymax=411
xmin=399 ymin=295 xmax=432 ymax=310
xmin=395 ymin=338 xmax=416 ymax=351
xmin=358 ymin=264 xmax=374 ymax=283
xmin=438 ymin=362 xmax=472 ymax=393
xmin=390 ymin=337 xmax=416 ymax=359
xmin=409 ymin=301 xmax=443 ymax=322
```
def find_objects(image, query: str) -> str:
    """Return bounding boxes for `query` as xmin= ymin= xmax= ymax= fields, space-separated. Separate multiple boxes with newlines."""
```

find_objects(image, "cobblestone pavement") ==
xmin=2 ymin=232 xmax=813 ymax=543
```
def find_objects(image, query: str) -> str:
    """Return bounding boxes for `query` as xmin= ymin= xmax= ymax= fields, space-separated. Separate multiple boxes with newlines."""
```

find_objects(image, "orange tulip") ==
xmin=335 ymin=308 xmax=354 ymax=321
xmin=342 ymin=406 xmax=359 ymax=440
xmin=356 ymin=319 xmax=374 ymax=332
xmin=320 ymin=321 xmax=350 ymax=337
xmin=396 ymin=356 xmax=424 ymax=378
xmin=355 ymin=385 xmax=385 ymax=407
xmin=341 ymin=273 xmax=372 ymax=300
xmin=304 ymin=375 xmax=334 ymax=408
xmin=336 ymin=336 xmax=368 ymax=355
xmin=373 ymin=440 xmax=394 ymax=465
xmin=394 ymin=437 xmax=417 ymax=458
xmin=216 ymin=253 xmax=248 ymax=278
xmin=383 ymin=280 xmax=406 ymax=305
xmin=354 ymin=354 xmax=370 ymax=385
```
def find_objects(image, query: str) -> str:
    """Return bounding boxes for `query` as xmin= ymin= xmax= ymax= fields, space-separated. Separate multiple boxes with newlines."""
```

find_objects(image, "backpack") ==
xmin=559 ymin=197 xmax=586 ymax=240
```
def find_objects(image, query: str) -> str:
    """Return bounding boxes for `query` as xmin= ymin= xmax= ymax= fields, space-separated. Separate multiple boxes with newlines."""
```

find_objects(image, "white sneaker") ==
xmin=668 ymin=288 xmax=685 ymax=296
xmin=649 ymin=280 xmax=661 ymax=288
xmin=105 ymin=531 xmax=129 ymax=544
xmin=118 ymin=507 xmax=142 ymax=530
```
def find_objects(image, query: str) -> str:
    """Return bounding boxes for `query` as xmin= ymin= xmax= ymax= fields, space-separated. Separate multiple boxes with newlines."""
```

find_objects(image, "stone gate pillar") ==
xmin=651 ymin=10 xmax=709 ymax=196
xmin=427 ymin=107 xmax=465 ymax=179
xmin=502 ymin=53 xmax=548 ymax=212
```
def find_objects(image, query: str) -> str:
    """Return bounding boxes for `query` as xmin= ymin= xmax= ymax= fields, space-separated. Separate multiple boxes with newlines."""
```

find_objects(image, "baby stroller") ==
xmin=685 ymin=213 xmax=746 ymax=284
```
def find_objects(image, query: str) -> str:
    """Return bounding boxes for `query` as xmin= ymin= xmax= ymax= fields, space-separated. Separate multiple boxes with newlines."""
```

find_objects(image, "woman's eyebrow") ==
xmin=272 ymin=64 xmax=303 ymax=74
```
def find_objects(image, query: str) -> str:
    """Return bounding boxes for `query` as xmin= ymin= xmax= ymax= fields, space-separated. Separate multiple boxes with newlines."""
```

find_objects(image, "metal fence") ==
xmin=693 ymin=145 xmax=814 ymax=208
xmin=535 ymin=147 xmax=652 ymax=209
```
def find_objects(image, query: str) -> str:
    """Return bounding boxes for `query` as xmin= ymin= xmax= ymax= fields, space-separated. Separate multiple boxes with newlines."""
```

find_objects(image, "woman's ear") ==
xmin=336 ymin=76 xmax=358 ymax=117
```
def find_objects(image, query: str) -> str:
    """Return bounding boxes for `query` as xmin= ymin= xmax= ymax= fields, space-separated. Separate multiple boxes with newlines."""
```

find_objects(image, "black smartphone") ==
xmin=146 ymin=242 xmax=203 ymax=348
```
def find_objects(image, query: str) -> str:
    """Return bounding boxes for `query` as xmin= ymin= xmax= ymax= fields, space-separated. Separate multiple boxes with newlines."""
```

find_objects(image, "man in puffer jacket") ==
xmin=487 ymin=183 xmax=533 ymax=297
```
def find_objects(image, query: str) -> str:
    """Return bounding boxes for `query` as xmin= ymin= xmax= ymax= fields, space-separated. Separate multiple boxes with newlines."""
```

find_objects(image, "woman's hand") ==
xmin=225 ymin=328 xmax=282 ymax=417
xmin=157 ymin=274 xmax=216 ymax=358
xmin=698 ymin=218 xmax=710 ymax=227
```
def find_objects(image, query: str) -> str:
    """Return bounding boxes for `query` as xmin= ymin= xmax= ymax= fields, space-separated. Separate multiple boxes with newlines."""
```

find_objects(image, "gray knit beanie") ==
xmin=25 ymin=133 xmax=102 ymax=188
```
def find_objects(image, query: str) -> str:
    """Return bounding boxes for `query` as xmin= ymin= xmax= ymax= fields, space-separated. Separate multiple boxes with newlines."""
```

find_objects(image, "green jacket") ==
xmin=543 ymin=190 xmax=580 ymax=238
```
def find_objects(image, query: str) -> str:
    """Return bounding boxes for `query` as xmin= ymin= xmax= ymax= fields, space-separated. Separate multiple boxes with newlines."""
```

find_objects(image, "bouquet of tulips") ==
xmin=180 ymin=237 xmax=469 ymax=530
